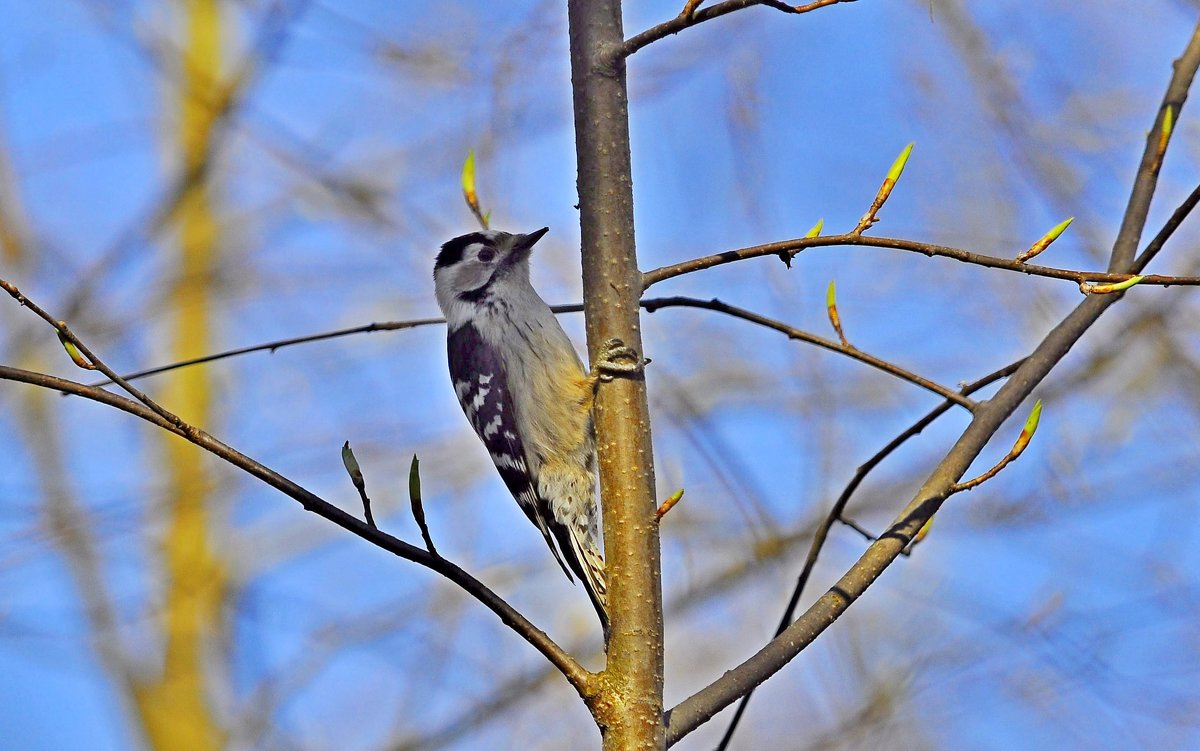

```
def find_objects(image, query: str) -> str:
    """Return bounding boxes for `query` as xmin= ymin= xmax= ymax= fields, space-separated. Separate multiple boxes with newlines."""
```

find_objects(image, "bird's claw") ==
xmin=593 ymin=337 xmax=649 ymax=382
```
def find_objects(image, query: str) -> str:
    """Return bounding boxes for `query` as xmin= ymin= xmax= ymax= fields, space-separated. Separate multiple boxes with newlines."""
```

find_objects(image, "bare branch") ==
xmin=391 ymin=519 xmax=819 ymax=751
xmin=0 ymin=286 xmax=595 ymax=698
xmin=640 ymin=232 xmax=1200 ymax=292
xmin=82 ymin=293 xmax=975 ymax=418
xmin=1107 ymin=66 xmax=1193 ymax=270
xmin=1133 ymin=179 xmax=1200 ymax=273
xmin=85 ymin=316 xmax=446 ymax=388
xmin=622 ymin=0 xmax=858 ymax=59
xmin=80 ymin=162 xmax=1200 ymax=394
xmin=642 ymin=296 xmax=976 ymax=409
xmin=2 ymin=277 xmax=186 ymax=428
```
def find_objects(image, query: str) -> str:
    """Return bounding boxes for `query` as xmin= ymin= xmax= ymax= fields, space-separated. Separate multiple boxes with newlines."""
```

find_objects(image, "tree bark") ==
xmin=568 ymin=1 xmax=665 ymax=748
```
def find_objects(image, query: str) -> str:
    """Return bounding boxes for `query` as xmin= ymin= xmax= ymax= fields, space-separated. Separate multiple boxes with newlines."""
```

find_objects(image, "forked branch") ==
xmin=0 ymin=278 xmax=594 ymax=697
xmin=666 ymin=20 xmax=1200 ymax=746
xmin=714 ymin=358 xmax=1024 ymax=749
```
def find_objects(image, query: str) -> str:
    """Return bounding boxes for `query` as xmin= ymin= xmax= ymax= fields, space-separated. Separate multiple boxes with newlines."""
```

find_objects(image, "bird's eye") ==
xmin=477 ymin=248 xmax=496 ymax=263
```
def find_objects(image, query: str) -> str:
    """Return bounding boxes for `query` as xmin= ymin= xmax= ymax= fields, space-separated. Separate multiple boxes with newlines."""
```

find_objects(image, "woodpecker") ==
xmin=434 ymin=227 xmax=643 ymax=632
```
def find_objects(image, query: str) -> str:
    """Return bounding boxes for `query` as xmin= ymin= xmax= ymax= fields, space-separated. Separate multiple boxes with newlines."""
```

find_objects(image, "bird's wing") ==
xmin=447 ymin=322 xmax=573 ymax=580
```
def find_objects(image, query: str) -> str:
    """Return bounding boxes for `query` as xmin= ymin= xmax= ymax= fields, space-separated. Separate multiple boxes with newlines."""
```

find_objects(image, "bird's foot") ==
xmin=592 ymin=337 xmax=649 ymax=382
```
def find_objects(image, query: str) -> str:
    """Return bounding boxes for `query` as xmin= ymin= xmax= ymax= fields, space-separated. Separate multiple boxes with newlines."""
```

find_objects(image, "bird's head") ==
xmin=433 ymin=227 xmax=549 ymax=310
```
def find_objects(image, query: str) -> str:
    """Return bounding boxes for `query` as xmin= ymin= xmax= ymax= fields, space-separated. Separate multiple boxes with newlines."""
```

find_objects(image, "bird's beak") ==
xmin=511 ymin=227 xmax=549 ymax=259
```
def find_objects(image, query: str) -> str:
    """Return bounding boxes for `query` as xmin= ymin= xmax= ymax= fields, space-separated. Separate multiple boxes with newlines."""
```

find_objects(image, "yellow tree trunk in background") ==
xmin=131 ymin=1 xmax=227 ymax=748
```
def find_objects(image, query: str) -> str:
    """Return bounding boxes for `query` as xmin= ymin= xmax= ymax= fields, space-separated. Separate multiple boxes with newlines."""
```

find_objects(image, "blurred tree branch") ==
xmin=127 ymin=3 xmax=228 ymax=746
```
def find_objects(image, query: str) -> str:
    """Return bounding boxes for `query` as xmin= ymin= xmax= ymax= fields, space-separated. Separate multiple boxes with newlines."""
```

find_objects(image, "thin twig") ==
xmin=61 ymin=174 xmax=1200 ymax=396
xmin=84 ymin=317 xmax=445 ymax=388
xmin=950 ymin=400 xmax=1042 ymax=493
xmin=1133 ymin=179 xmax=1200 ymax=273
xmin=82 ymin=296 xmax=969 ymax=413
xmin=837 ymin=515 xmax=880 ymax=545
xmin=622 ymin=0 xmax=857 ymax=59
xmin=640 ymin=232 xmax=1200 ymax=292
xmin=1 ymin=278 xmax=186 ymax=429
xmin=642 ymin=296 xmax=976 ymax=409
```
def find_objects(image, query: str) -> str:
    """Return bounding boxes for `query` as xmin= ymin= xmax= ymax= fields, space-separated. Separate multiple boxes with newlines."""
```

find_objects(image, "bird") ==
xmin=433 ymin=227 xmax=643 ymax=633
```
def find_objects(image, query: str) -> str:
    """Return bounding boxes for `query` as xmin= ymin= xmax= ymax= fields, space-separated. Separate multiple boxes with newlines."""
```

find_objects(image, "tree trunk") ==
xmin=567 ymin=1 xmax=665 ymax=748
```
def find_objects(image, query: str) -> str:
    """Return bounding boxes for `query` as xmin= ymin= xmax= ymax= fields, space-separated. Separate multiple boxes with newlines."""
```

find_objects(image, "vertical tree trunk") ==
xmin=132 ymin=2 xmax=227 ymax=748
xmin=567 ymin=1 xmax=665 ymax=748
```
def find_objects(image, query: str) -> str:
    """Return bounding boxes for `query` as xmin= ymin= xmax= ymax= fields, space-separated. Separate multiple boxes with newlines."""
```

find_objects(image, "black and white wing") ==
xmin=446 ymin=322 xmax=573 ymax=579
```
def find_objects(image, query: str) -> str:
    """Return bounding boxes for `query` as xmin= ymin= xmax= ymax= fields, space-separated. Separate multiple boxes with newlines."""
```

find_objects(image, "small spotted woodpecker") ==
xmin=433 ymin=227 xmax=643 ymax=633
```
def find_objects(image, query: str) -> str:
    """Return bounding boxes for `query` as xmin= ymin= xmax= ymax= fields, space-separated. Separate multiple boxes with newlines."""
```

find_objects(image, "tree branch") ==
xmin=663 ymin=20 xmax=1200 ymax=745
xmin=84 ymin=295 xmax=973 ymax=413
xmin=622 ymin=0 xmax=858 ymax=59
xmin=86 ymin=316 xmax=445 ymax=388
xmin=642 ymin=296 xmax=976 ymax=409
xmin=1133 ymin=179 xmax=1200 ymax=273
xmin=1107 ymin=49 xmax=1195 ymax=270
xmin=640 ymin=232 xmax=1200 ymax=292
xmin=78 ymin=155 xmax=1200 ymax=394
xmin=0 ymin=289 xmax=595 ymax=698
xmin=665 ymin=299 xmax=1110 ymax=744
xmin=712 ymin=357 xmax=1022 ymax=748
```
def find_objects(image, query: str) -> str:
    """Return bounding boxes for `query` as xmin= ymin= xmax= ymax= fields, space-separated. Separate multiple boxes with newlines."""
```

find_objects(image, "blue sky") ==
xmin=1 ymin=1 xmax=1199 ymax=749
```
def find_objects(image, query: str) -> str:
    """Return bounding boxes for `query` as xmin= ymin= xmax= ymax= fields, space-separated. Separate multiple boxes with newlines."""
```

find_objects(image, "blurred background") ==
xmin=1 ymin=1 xmax=1199 ymax=748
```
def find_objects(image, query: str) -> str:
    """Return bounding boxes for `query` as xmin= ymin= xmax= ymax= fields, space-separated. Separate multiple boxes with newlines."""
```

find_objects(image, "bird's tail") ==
xmin=570 ymin=522 xmax=609 ymax=636
xmin=549 ymin=516 xmax=609 ymax=636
